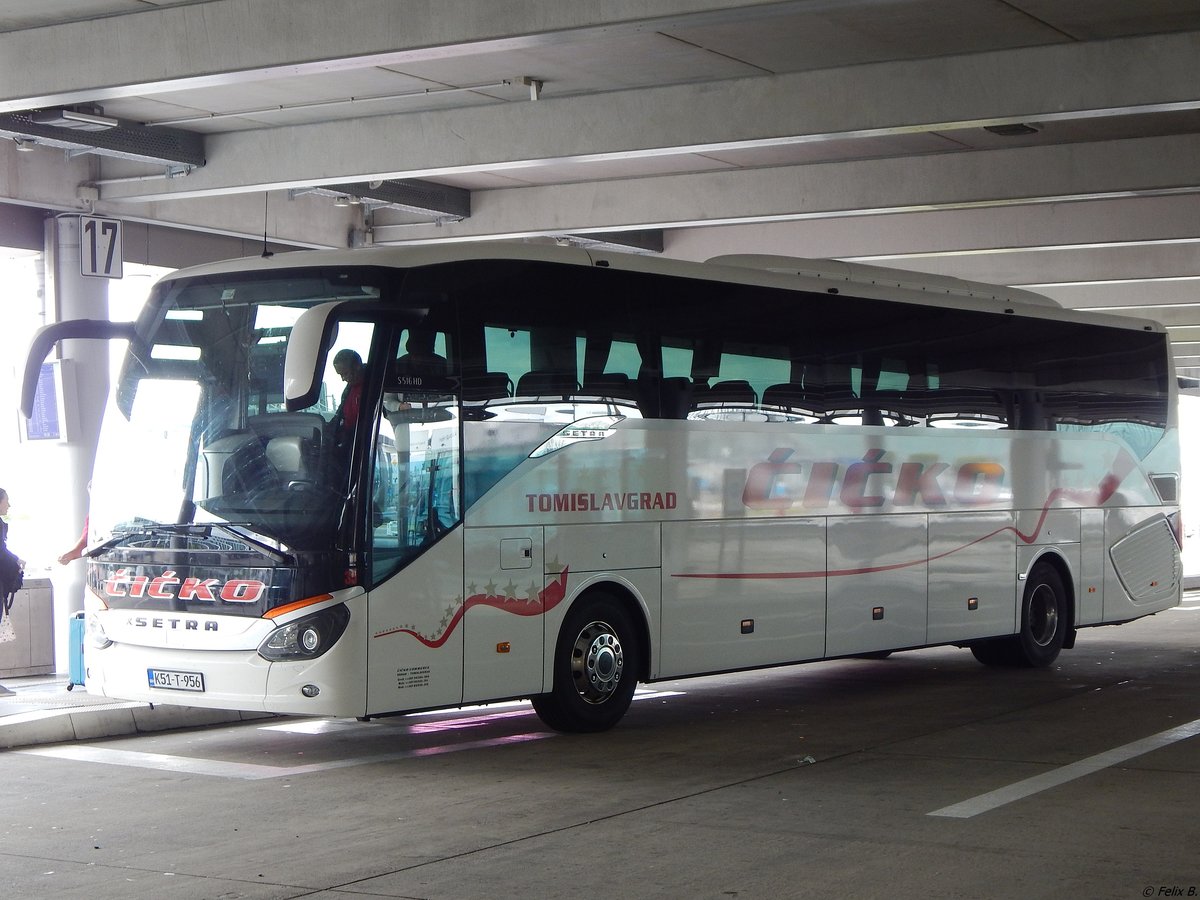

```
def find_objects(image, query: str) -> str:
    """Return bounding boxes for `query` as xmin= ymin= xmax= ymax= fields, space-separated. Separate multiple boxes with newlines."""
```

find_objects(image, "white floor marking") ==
xmin=928 ymin=716 xmax=1200 ymax=818
xmin=15 ymin=732 xmax=550 ymax=779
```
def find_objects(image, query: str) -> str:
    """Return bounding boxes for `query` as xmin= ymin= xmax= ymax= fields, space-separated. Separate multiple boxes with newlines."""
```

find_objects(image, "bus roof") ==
xmin=706 ymin=254 xmax=1060 ymax=308
xmin=156 ymin=241 xmax=1165 ymax=335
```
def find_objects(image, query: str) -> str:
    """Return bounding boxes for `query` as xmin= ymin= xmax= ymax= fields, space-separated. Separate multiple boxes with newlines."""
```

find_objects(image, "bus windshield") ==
xmin=91 ymin=267 xmax=388 ymax=553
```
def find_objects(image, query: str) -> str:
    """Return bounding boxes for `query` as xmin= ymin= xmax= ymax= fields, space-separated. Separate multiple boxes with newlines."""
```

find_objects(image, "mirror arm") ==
xmin=21 ymin=319 xmax=137 ymax=418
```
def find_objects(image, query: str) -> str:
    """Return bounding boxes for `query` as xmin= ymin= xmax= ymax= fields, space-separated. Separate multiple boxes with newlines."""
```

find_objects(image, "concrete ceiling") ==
xmin=1 ymin=0 xmax=1199 ymax=376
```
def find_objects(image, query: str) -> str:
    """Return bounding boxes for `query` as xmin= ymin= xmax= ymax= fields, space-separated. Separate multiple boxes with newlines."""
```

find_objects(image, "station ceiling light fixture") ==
xmin=30 ymin=106 xmax=119 ymax=131
xmin=984 ymin=122 xmax=1042 ymax=137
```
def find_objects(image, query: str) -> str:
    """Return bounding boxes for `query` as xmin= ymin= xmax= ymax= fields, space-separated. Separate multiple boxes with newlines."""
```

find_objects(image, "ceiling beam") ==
xmin=114 ymin=191 xmax=359 ymax=251
xmin=0 ymin=0 xmax=802 ymax=113
xmin=0 ymin=112 xmax=204 ymax=167
xmin=0 ymin=140 xmax=355 ymax=250
xmin=89 ymin=30 xmax=1200 ymax=202
xmin=323 ymin=179 xmax=471 ymax=220
xmin=363 ymin=134 xmax=1200 ymax=243
xmin=1023 ymin=280 xmax=1200 ymax=310
xmin=1098 ymin=306 xmax=1200 ymax=329
xmin=662 ymin=194 xmax=1200 ymax=262
xmin=834 ymin=240 xmax=1200 ymax=287
xmin=566 ymin=231 xmax=665 ymax=253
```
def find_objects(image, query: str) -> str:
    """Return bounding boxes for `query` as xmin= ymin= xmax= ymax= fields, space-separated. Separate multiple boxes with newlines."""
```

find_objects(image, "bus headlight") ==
xmin=258 ymin=605 xmax=350 ymax=661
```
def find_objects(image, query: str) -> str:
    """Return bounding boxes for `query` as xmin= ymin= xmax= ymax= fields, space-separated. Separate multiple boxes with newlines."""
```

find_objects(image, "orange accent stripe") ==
xmin=263 ymin=594 xmax=334 ymax=620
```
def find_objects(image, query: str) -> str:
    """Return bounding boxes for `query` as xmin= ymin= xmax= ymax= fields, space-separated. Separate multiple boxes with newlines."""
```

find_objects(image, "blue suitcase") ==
xmin=67 ymin=611 xmax=86 ymax=690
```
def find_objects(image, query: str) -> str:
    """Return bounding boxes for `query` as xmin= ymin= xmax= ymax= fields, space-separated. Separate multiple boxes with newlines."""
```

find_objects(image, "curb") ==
xmin=1 ymin=703 xmax=273 ymax=750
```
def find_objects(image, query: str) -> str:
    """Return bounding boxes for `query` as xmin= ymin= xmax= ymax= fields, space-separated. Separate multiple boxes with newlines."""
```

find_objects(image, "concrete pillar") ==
xmin=43 ymin=214 xmax=110 ymax=671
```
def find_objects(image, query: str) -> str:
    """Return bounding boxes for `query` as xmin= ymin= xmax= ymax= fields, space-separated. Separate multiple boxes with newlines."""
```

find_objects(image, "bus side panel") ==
xmin=462 ymin=525 xmax=546 ymax=703
xmin=1013 ymin=508 xmax=1083 ymax=625
xmin=1017 ymin=542 xmax=1081 ymax=617
xmin=826 ymin=514 xmax=926 ymax=657
xmin=1079 ymin=508 xmax=1106 ymax=625
xmin=1015 ymin=508 xmax=1081 ymax=548
xmin=544 ymin=522 xmax=661 ymax=574
xmin=660 ymin=518 xmax=826 ymax=677
xmin=366 ymin=530 xmax=466 ymax=717
xmin=1103 ymin=508 xmax=1182 ymax=622
xmin=544 ymin=521 xmax=663 ymax=679
xmin=927 ymin=512 xmax=1016 ymax=644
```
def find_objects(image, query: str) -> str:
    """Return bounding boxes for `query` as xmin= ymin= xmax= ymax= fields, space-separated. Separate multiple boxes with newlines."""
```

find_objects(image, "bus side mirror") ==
xmin=284 ymin=301 xmax=426 ymax=411
xmin=21 ymin=319 xmax=137 ymax=418
xmin=284 ymin=302 xmax=344 ymax=412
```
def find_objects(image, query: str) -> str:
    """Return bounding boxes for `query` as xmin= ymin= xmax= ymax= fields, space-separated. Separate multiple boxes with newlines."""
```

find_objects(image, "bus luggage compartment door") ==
xmin=661 ymin=518 xmax=827 ymax=676
xmin=463 ymin=526 xmax=546 ymax=702
xmin=826 ymin=514 xmax=927 ymax=657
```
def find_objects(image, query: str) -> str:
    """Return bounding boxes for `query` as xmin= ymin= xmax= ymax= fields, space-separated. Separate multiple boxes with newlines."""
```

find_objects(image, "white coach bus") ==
xmin=23 ymin=244 xmax=1181 ymax=731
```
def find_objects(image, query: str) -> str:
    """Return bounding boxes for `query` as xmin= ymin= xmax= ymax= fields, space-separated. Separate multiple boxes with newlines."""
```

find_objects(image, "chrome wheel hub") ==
xmin=571 ymin=621 xmax=624 ymax=704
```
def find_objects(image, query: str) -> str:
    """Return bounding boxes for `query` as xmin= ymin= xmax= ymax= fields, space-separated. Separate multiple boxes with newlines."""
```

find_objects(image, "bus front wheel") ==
xmin=970 ymin=561 xmax=1068 ymax=668
xmin=532 ymin=594 xmax=640 ymax=733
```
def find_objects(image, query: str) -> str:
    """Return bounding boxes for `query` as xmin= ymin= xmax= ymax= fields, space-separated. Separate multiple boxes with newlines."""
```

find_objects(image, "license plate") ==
xmin=147 ymin=668 xmax=205 ymax=692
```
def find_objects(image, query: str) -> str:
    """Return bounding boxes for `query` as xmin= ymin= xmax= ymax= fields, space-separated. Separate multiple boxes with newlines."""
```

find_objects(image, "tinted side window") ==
xmin=411 ymin=260 xmax=1168 ymax=454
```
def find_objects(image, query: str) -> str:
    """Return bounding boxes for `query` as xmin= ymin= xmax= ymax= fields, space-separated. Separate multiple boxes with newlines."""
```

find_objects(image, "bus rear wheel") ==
xmin=970 ymin=561 xmax=1068 ymax=668
xmin=532 ymin=593 xmax=640 ymax=733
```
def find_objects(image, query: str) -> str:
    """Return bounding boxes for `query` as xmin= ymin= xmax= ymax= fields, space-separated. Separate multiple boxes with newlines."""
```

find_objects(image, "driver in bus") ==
xmin=332 ymin=348 xmax=365 ymax=446
xmin=395 ymin=329 xmax=450 ymax=380
xmin=386 ymin=329 xmax=451 ymax=413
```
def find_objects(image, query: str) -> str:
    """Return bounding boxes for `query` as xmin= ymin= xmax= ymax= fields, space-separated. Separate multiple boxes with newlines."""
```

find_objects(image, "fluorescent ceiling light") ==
xmin=984 ymin=122 xmax=1041 ymax=137
xmin=31 ymin=108 xmax=118 ymax=131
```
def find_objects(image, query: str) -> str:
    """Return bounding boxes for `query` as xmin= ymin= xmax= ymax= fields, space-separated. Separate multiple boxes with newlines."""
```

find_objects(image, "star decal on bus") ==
xmin=374 ymin=568 xmax=571 ymax=647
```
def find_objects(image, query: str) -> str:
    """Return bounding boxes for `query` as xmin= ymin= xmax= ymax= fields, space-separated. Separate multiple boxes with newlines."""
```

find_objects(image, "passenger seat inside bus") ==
xmin=762 ymin=383 xmax=814 ymax=412
xmin=581 ymin=372 xmax=636 ymax=401
xmin=694 ymin=379 xmax=757 ymax=408
xmin=636 ymin=373 xmax=693 ymax=418
xmin=516 ymin=370 xmax=578 ymax=400
xmin=460 ymin=371 xmax=514 ymax=402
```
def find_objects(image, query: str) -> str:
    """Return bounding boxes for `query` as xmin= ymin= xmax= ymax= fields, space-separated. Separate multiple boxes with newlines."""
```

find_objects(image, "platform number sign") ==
xmin=80 ymin=215 xmax=123 ymax=279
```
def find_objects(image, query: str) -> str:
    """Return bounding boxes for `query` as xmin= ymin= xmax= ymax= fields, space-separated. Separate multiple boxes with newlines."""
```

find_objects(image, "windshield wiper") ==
xmin=85 ymin=531 xmax=140 ymax=557
xmin=86 ymin=522 xmax=293 ymax=565
xmin=205 ymin=522 xmax=294 ymax=565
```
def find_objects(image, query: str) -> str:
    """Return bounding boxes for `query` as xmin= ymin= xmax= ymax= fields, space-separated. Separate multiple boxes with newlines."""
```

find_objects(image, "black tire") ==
xmin=1014 ymin=561 xmax=1068 ymax=667
xmin=969 ymin=637 xmax=1018 ymax=666
xmin=970 ymin=561 xmax=1068 ymax=668
xmin=532 ymin=593 xmax=641 ymax=733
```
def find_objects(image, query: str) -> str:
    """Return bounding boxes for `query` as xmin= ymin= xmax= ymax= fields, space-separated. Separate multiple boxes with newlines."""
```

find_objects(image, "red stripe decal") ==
xmin=674 ymin=451 xmax=1137 ymax=581
xmin=375 ymin=568 xmax=570 ymax=647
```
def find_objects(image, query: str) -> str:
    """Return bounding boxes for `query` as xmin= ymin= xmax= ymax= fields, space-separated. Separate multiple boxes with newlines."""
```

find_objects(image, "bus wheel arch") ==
xmin=970 ymin=552 xmax=1075 ymax=668
xmin=1031 ymin=551 xmax=1077 ymax=647
xmin=532 ymin=584 xmax=646 ymax=733
xmin=1018 ymin=554 xmax=1074 ymax=665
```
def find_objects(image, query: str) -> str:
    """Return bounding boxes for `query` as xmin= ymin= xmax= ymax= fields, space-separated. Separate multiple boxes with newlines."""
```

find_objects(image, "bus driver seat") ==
xmin=248 ymin=412 xmax=326 ymax=487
